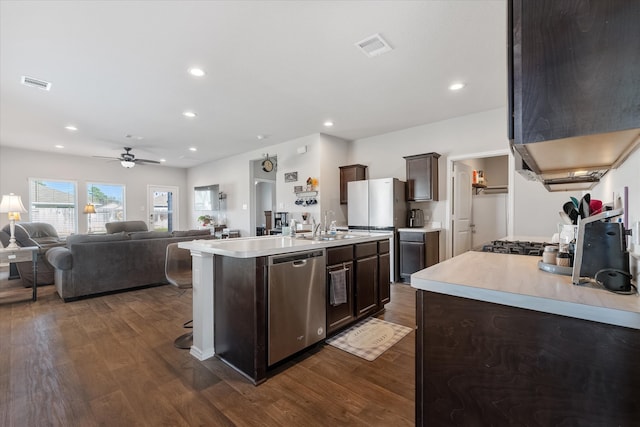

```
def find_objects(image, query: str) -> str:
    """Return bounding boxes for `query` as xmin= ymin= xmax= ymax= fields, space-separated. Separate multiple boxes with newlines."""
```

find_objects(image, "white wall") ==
xmin=347 ymin=108 xmax=586 ymax=257
xmin=590 ymin=146 xmax=640 ymax=254
xmin=188 ymin=133 xmax=351 ymax=236
xmin=0 ymin=146 xmax=188 ymax=233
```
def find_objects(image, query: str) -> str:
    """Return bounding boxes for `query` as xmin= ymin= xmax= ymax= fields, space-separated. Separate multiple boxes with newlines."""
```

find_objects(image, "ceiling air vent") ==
xmin=355 ymin=33 xmax=393 ymax=58
xmin=21 ymin=75 xmax=52 ymax=91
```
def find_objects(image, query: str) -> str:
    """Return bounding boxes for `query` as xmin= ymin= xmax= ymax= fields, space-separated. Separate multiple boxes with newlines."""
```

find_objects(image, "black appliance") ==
xmin=408 ymin=209 xmax=425 ymax=228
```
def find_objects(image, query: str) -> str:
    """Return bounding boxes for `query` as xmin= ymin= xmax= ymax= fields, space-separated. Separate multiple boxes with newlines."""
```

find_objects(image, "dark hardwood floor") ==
xmin=0 ymin=268 xmax=416 ymax=426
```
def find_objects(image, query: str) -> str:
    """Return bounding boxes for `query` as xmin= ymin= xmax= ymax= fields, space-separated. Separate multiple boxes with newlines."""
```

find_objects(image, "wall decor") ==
xmin=285 ymin=172 xmax=298 ymax=183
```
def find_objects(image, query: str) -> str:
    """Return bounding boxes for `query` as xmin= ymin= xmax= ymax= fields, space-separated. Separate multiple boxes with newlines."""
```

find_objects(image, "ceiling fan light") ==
xmin=121 ymin=160 xmax=135 ymax=168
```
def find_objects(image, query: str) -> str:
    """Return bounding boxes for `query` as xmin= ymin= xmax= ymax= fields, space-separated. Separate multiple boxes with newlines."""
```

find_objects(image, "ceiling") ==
xmin=0 ymin=0 xmax=507 ymax=168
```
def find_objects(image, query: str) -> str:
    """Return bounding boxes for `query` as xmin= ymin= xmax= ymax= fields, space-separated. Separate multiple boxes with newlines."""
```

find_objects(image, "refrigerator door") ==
xmin=347 ymin=180 xmax=369 ymax=229
xmin=369 ymin=178 xmax=395 ymax=228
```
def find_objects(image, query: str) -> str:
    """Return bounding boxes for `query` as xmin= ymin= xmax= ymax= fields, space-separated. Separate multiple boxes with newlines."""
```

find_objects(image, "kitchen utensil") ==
xmin=579 ymin=194 xmax=590 ymax=219
xmin=589 ymin=199 xmax=603 ymax=215
xmin=570 ymin=197 xmax=580 ymax=209
xmin=559 ymin=211 xmax=572 ymax=225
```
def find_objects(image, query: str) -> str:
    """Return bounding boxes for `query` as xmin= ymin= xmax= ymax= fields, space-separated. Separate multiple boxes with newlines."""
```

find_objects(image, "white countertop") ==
xmin=179 ymin=231 xmax=392 ymax=258
xmin=411 ymin=250 xmax=640 ymax=329
xmin=397 ymin=221 xmax=442 ymax=233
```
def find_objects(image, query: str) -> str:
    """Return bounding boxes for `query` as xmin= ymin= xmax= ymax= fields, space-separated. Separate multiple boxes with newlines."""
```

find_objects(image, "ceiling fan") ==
xmin=94 ymin=147 xmax=160 ymax=168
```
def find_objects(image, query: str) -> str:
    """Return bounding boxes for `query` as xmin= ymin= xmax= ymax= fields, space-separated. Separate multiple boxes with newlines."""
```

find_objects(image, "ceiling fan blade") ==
xmin=92 ymin=156 xmax=120 ymax=161
xmin=136 ymin=158 xmax=161 ymax=164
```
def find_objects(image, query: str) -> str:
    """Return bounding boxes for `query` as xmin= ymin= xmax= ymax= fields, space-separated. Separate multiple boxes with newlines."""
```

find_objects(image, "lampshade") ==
xmin=121 ymin=160 xmax=135 ymax=168
xmin=0 ymin=193 xmax=27 ymax=214
xmin=83 ymin=203 xmax=96 ymax=214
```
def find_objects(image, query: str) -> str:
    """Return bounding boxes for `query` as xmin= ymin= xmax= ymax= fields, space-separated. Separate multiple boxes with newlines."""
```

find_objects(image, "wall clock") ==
xmin=262 ymin=158 xmax=274 ymax=172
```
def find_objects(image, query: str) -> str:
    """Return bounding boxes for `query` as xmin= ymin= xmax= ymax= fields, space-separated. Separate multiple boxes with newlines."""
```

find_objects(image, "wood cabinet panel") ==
xmin=509 ymin=0 xmax=640 ymax=144
xmin=339 ymin=164 xmax=367 ymax=204
xmin=326 ymin=261 xmax=355 ymax=334
xmin=355 ymin=255 xmax=378 ymax=318
xmin=404 ymin=153 xmax=440 ymax=202
xmin=416 ymin=290 xmax=640 ymax=426
xmin=378 ymin=252 xmax=390 ymax=306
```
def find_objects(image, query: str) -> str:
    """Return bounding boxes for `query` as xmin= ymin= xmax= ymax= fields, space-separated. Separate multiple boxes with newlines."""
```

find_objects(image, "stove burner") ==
xmin=479 ymin=240 xmax=550 ymax=256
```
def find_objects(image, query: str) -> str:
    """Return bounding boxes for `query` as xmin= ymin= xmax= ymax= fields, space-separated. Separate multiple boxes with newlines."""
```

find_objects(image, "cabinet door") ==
xmin=339 ymin=164 xmax=367 ymax=204
xmin=326 ymin=262 xmax=355 ymax=334
xmin=378 ymin=252 xmax=391 ymax=306
xmin=510 ymin=0 xmax=640 ymax=144
xmin=405 ymin=154 xmax=439 ymax=202
xmin=399 ymin=240 xmax=425 ymax=281
xmin=355 ymin=255 xmax=378 ymax=318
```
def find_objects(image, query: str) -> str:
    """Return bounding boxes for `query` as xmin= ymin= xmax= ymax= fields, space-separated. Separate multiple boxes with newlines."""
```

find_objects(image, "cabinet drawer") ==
xmin=378 ymin=239 xmax=390 ymax=254
xmin=327 ymin=245 xmax=354 ymax=265
xmin=355 ymin=242 xmax=377 ymax=259
xmin=399 ymin=232 xmax=426 ymax=242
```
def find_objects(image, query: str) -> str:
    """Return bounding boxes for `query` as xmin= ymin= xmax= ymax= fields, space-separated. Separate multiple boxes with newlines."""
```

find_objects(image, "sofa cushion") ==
xmin=105 ymin=220 xmax=148 ymax=234
xmin=66 ymin=232 xmax=130 ymax=245
xmin=129 ymin=231 xmax=173 ymax=240
xmin=172 ymin=229 xmax=211 ymax=237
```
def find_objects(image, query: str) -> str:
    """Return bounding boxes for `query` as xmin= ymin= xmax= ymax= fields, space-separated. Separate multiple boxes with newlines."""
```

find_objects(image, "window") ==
xmin=87 ymin=183 xmax=125 ymax=234
xmin=29 ymin=179 xmax=77 ymax=237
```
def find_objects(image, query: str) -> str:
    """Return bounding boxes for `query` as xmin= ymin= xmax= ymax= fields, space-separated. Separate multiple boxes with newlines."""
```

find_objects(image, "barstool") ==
xmin=164 ymin=243 xmax=193 ymax=349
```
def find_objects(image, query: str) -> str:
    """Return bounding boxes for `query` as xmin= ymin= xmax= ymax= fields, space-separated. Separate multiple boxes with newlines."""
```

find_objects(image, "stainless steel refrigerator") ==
xmin=347 ymin=178 xmax=407 ymax=281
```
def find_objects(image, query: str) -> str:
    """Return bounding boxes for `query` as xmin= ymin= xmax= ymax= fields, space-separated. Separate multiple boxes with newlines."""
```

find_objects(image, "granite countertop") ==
xmin=411 ymin=250 xmax=640 ymax=329
xmin=179 ymin=231 xmax=391 ymax=258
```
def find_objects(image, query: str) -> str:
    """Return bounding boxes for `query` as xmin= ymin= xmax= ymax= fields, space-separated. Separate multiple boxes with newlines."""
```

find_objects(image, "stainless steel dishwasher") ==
xmin=268 ymin=249 xmax=326 ymax=366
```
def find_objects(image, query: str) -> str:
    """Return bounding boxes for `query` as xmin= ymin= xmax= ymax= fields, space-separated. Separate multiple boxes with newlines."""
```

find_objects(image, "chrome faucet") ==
xmin=290 ymin=219 xmax=296 ymax=237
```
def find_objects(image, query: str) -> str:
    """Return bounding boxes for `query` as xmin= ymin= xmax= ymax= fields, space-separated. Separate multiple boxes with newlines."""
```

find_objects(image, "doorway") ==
xmin=148 ymin=185 xmax=178 ymax=232
xmin=446 ymin=150 xmax=513 ymax=259
xmin=250 ymin=156 xmax=277 ymax=236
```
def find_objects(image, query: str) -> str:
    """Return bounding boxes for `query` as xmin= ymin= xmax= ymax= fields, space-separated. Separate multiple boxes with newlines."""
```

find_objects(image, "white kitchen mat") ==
xmin=325 ymin=317 xmax=412 ymax=361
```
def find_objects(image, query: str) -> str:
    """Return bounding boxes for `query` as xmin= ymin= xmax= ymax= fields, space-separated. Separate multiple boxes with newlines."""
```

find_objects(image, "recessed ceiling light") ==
xmin=257 ymin=134 xmax=269 ymax=140
xmin=160 ymin=158 xmax=167 ymax=163
xmin=55 ymin=145 xmax=64 ymax=149
xmin=189 ymin=68 xmax=206 ymax=77
xmin=323 ymin=120 xmax=334 ymax=127
xmin=449 ymin=82 xmax=466 ymax=91
xmin=65 ymin=125 xmax=78 ymax=131
xmin=183 ymin=111 xmax=197 ymax=118
xmin=189 ymin=147 xmax=197 ymax=152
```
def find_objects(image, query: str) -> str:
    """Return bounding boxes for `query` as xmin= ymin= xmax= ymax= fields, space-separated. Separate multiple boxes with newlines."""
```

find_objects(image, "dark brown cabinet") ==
xmin=404 ymin=153 xmax=440 ymax=202
xmin=399 ymin=231 xmax=439 ymax=282
xmin=509 ymin=0 xmax=640 ymax=145
xmin=378 ymin=240 xmax=390 ymax=307
xmin=355 ymin=242 xmax=378 ymax=319
xmin=339 ymin=164 xmax=367 ymax=204
xmin=326 ymin=246 xmax=356 ymax=335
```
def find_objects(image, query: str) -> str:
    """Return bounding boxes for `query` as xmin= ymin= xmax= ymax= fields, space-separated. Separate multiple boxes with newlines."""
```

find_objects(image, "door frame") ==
xmin=147 ymin=185 xmax=179 ymax=232
xmin=445 ymin=149 xmax=514 ymax=260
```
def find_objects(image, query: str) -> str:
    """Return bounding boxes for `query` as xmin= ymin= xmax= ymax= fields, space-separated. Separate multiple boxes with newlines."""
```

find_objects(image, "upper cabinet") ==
xmin=404 ymin=153 xmax=440 ymax=202
xmin=509 ymin=0 xmax=640 ymax=145
xmin=339 ymin=164 xmax=367 ymax=205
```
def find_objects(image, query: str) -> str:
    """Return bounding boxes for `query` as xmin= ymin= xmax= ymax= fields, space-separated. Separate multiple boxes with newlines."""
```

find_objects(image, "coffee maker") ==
xmin=408 ymin=209 xmax=425 ymax=228
xmin=572 ymin=208 xmax=633 ymax=292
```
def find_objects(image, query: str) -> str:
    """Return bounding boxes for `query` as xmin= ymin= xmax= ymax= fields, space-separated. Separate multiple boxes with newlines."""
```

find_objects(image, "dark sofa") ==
xmin=45 ymin=221 xmax=214 ymax=301
xmin=0 ymin=222 xmax=66 ymax=286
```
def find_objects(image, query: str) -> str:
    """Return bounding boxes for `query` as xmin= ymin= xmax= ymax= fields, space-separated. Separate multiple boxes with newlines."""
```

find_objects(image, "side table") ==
xmin=0 ymin=246 xmax=39 ymax=301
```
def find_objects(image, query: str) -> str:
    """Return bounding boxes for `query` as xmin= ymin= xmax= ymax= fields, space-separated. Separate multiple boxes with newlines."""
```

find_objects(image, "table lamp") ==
xmin=0 ymin=193 xmax=27 ymax=248
xmin=83 ymin=203 xmax=96 ymax=233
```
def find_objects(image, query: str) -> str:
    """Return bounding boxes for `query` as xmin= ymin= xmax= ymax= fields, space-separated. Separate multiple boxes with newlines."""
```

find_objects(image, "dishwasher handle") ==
xmin=293 ymin=260 xmax=307 ymax=267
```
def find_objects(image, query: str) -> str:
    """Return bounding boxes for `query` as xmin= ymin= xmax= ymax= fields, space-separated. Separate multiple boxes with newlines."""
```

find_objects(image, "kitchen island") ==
xmin=179 ymin=232 xmax=392 ymax=384
xmin=411 ymin=250 xmax=640 ymax=425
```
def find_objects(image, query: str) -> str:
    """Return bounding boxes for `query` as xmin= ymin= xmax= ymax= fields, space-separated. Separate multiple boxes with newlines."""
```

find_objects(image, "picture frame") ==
xmin=284 ymin=172 xmax=298 ymax=183
xmin=294 ymin=185 xmax=303 ymax=193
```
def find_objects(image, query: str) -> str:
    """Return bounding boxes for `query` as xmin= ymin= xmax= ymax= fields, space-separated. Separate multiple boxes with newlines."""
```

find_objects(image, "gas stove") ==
xmin=478 ymin=240 xmax=551 ymax=256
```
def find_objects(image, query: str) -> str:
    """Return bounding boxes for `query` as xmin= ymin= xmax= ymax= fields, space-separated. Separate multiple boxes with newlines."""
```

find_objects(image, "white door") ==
xmin=148 ymin=185 xmax=178 ymax=232
xmin=452 ymin=162 xmax=473 ymax=256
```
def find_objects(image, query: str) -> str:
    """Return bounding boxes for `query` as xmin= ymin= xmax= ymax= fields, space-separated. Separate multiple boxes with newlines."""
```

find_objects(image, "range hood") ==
xmin=512 ymin=128 xmax=640 ymax=192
